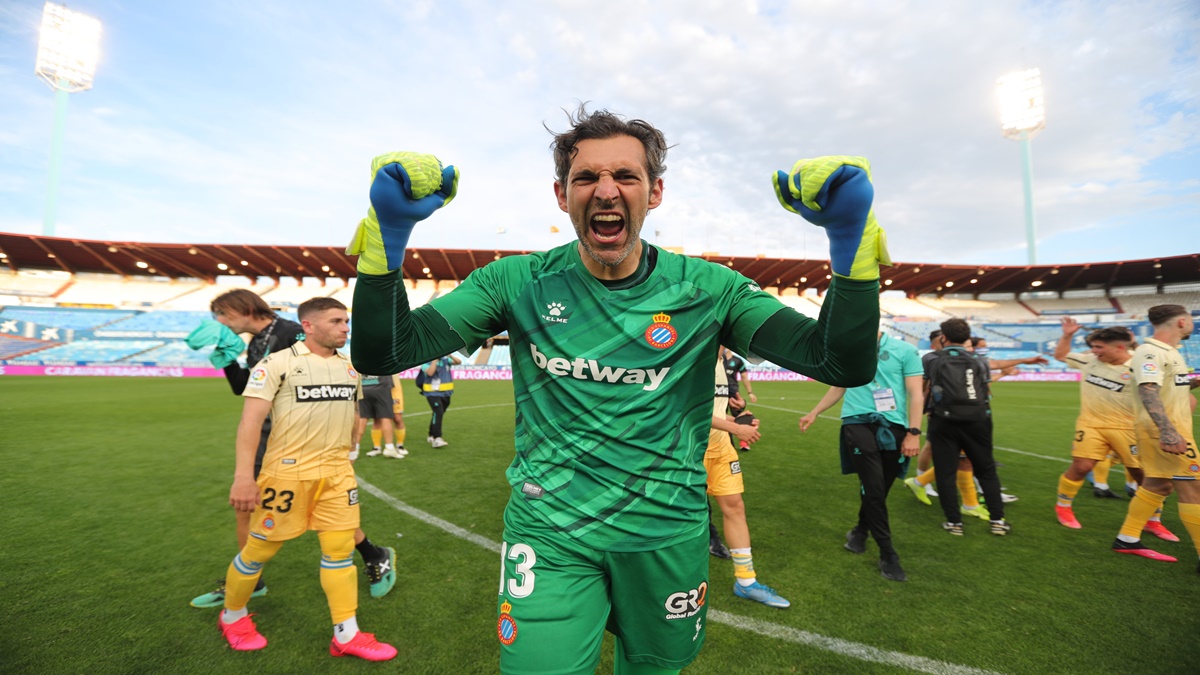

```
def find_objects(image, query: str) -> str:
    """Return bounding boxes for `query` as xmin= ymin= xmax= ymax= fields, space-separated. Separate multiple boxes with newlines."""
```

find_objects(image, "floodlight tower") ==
xmin=997 ymin=67 xmax=1045 ymax=265
xmin=34 ymin=2 xmax=102 ymax=237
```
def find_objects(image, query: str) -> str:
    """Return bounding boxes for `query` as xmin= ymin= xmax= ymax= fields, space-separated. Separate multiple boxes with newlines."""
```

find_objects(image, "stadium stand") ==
xmin=488 ymin=344 xmax=512 ymax=366
xmin=101 ymin=310 xmax=211 ymax=333
xmin=154 ymin=280 xmax=278 ymax=311
xmin=327 ymin=279 xmax=357 ymax=307
xmin=879 ymin=294 xmax=950 ymax=318
xmin=917 ymin=295 xmax=1033 ymax=321
xmin=407 ymin=279 xmax=439 ymax=308
xmin=0 ymin=306 xmax=135 ymax=330
xmin=886 ymin=320 xmax=942 ymax=345
xmin=0 ymin=335 xmax=58 ymax=359
xmin=1112 ymin=287 xmax=1200 ymax=319
xmin=54 ymin=273 xmax=205 ymax=308
xmin=139 ymin=341 xmax=214 ymax=366
xmin=1020 ymin=292 xmax=1116 ymax=316
xmin=0 ymin=233 xmax=1195 ymax=371
xmin=260 ymin=280 xmax=342 ymax=306
xmin=11 ymin=339 xmax=165 ymax=363
xmin=0 ymin=269 xmax=71 ymax=300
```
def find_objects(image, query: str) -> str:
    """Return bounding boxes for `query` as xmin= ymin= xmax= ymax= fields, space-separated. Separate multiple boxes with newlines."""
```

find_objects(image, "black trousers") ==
xmin=425 ymin=396 xmax=451 ymax=438
xmin=927 ymin=416 xmax=1003 ymax=523
xmin=841 ymin=422 xmax=906 ymax=557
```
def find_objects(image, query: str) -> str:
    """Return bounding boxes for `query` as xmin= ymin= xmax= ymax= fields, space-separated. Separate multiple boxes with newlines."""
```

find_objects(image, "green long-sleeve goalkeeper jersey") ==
xmin=353 ymin=241 xmax=878 ymax=551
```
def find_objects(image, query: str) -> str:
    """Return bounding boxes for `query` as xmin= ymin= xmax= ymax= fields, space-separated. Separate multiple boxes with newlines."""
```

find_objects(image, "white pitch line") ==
xmin=708 ymin=610 xmax=1003 ymax=675
xmin=358 ymin=479 xmax=502 ymax=554
xmin=993 ymin=445 xmax=1069 ymax=463
xmin=397 ymin=402 xmax=513 ymax=420
xmin=356 ymin=477 xmax=1004 ymax=675
xmin=756 ymin=404 xmax=1071 ymax=464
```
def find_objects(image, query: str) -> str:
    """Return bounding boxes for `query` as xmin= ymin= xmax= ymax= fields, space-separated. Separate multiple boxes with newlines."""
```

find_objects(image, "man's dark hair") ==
xmin=548 ymin=103 xmax=669 ymax=187
xmin=928 ymin=329 xmax=943 ymax=343
xmin=1085 ymin=326 xmax=1134 ymax=347
xmin=211 ymin=288 xmax=274 ymax=320
xmin=969 ymin=335 xmax=988 ymax=348
xmin=298 ymin=297 xmax=347 ymax=321
xmin=1147 ymin=304 xmax=1188 ymax=327
xmin=939 ymin=318 xmax=972 ymax=344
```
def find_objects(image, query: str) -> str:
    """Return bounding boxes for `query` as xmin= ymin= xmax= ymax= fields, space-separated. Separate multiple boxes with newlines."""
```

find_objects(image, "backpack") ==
xmin=926 ymin=346 xmax=990 ymax=421
xmin=414 ymin=366 xmax=428 ymax=394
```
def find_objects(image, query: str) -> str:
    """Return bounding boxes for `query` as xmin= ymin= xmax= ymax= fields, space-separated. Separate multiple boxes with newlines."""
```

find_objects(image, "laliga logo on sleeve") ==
xmin=248 ymin=367 xmax=268 ymax=389
xmin=645 ymin=312 xmax=677 ymax=349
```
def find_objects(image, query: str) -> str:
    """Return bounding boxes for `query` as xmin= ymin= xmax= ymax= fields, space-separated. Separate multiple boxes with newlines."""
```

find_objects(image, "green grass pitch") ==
xmin=2 ymin=376 xmax=1197 ymax=674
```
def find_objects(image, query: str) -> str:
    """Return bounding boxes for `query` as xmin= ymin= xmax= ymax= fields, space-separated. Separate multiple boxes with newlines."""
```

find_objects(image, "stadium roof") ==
xmin=0 ymin=231 xmax=1196 ymax=297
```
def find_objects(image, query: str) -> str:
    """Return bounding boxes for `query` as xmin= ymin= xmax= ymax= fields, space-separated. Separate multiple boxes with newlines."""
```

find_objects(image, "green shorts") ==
xmin=497 ymin=497 xmax=709 ymax=674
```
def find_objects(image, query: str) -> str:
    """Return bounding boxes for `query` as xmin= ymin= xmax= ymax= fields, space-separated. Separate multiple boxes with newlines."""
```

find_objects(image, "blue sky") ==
xmin=1 ymin=0 xmax=1198 ymax=268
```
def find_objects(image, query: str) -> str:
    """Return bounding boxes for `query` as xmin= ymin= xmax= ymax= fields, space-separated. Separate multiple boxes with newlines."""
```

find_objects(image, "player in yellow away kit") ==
xmin=216 ymin=297 xmax=397 ymax=661
xmin=706 ymin=354 xmax=789 ymax=608
xmin=1050 ymin=320 xmax=1178 ymax=539
xmin=1111 ymin=305 xmax=1199 ymax=566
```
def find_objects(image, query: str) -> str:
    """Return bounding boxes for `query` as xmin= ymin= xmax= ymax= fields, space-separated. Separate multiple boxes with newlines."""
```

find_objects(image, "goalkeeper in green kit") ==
xmin=347 ymin=105 xmax=890 ymax=674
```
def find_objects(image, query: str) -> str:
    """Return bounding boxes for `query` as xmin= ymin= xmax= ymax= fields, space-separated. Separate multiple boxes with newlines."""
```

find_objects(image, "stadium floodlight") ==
xmin=34 ymin=2 xmax=102 ymax=237
xmin=997 ymin=67 xmax=1045 ymax=265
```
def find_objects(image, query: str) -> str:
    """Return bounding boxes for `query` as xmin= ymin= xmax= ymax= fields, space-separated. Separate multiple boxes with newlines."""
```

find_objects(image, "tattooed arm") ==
xmin=1138 ymin=382 xmax=1188 ymax=454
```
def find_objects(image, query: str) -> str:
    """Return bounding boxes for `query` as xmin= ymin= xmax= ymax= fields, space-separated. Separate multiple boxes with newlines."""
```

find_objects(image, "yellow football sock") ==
xmin=1092 ymin=456 xmax=1112 ymax=487
xmin=1179 ymin=503 xmax=1200 ymax=558
xmin=1119 ymin=489 xmax=1167 ymax=540
xmin=224 ymin=536 xmax=282 ymax=611
xmin=1057 ymin=475 xmax=1084 ymax=508
xmin=958 ymin=470 xmax=979 ymax=508
xmin=319 ymin=529 xmax=359 ymax=625
xmin=370 ymin=429 xmax=383 ymax=449
xmin=917 ymin=467 xmax=936 ymax=487
xmin=395 ymin=428 xmax=406 ymax=446
xmin=730 ymin=547 xmax=756 ymax=584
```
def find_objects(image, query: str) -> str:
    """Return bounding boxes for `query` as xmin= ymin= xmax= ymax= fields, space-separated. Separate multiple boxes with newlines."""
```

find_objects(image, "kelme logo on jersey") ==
xmin=645 ymin=312 xmax=677 ymax=349
xmin=664 ymin=581 xmax=707 ymax=620
xmin=295 ymin=384 xmax=357 ymax=401
xmin=541 ymin=301 xmax=570 ymax=324
xmin=529 ymin=344 xmax=670 ymax=391
xmin=497 ymin=600 xmax=518 ymax=645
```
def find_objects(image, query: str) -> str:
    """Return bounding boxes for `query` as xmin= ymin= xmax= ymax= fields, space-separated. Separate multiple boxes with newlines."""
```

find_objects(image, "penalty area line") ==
xmin=356 ymin=478 xmax=1004 ymax=675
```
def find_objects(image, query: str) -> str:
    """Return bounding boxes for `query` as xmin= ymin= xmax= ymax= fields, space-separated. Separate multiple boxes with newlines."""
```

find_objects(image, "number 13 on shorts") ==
xmin=499 ymin=541 xmax=536 ymax=598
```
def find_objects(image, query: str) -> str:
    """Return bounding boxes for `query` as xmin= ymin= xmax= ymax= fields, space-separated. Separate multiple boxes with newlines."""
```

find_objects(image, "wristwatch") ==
xmin=907 ymin=427 xmax=921 ymax=436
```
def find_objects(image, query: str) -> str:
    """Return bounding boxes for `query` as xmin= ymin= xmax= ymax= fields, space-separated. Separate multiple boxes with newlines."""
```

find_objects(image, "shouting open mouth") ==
xmin=590 ymin=212 xmax=626 ymax=246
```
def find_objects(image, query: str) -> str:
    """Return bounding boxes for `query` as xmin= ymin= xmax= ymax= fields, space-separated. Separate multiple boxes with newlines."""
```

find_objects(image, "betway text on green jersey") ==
xmin=428 ymin=242 xmax=782 ymax=551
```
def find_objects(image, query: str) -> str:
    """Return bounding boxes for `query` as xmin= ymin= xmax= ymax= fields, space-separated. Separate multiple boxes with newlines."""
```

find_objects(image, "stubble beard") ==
xmin=573 ymin=217 xmax=641 ymax=270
